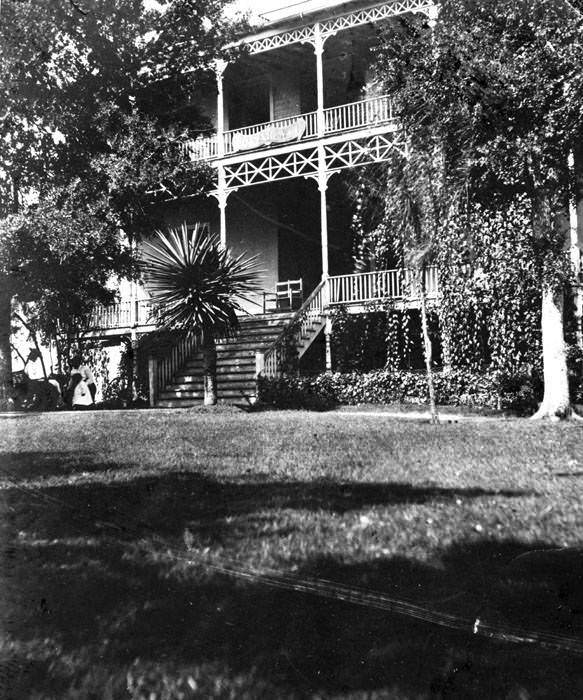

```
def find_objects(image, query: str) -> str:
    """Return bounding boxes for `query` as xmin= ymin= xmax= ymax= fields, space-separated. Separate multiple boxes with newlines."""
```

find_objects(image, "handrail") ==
xmin=328 ymin=267 xmax=438 ymax=305
xmin=257 ymin=267 xmax=439 ymax=382
xmin=258 ymin=278 xmax=326 ymax=379
xmin=182 ymin=95 xmax=395 ymax=163
xmin=87 ymin=300 xmax=157 ymax=331
xmin=148 ymin=326 xmax=201 ymax=407
xmin=225 ymin=112 xmax=317 ymax=154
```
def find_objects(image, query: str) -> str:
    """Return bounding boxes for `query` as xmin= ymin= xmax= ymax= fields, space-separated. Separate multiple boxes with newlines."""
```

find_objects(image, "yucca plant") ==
xmin=141 ymin=223 xmax=262 ymax=405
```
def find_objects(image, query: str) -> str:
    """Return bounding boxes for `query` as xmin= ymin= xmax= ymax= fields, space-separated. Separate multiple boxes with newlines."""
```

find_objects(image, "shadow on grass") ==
xmin=1 ymin=453 xmax=581 ymax=699
xmin=0 ymin=450 xmax=532 ymax=539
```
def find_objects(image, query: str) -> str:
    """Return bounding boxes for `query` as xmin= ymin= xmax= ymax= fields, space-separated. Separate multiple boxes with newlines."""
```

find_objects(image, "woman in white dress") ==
xmin=70 ymin=374 xmax=93 ymax=410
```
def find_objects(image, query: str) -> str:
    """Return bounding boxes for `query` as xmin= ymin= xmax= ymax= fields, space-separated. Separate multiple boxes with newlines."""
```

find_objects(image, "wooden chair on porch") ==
xmin=261 ymin=279 xmax=304 ymax=312
xmin=275 ymin=279 xmax=303 ymax=311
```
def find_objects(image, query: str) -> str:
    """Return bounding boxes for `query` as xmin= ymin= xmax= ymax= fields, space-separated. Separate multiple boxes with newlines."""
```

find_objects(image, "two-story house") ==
xmin=81 ymin=0 xmax=442 ymax=406
xmin=85 ymin=0 xmax=582 ymax=407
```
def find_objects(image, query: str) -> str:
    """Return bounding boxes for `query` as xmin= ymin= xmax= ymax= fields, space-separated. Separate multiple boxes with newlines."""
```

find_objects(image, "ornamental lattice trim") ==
xmin=324 ymin=133 xmax=407 ymax=171
xmin=219 ymin=133 xmax=406 ymax=191
xmin=246 ymin=0 xmax=436 ymax=53
xmin=224 ymin=148 xmax=320 ymax=189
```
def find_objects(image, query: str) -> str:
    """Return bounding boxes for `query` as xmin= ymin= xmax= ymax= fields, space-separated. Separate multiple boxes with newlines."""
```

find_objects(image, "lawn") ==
xmin=1 ymin=408 xmax=583 ymax=699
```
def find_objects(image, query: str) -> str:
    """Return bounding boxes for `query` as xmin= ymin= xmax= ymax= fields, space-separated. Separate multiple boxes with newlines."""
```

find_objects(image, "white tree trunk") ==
xmin=531 ymin=287 xmax=571 ymax=419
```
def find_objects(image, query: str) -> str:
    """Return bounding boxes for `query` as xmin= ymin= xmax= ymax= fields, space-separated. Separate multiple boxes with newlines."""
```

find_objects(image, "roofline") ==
xmin=225 ymin=0 xmax=389 ymax=50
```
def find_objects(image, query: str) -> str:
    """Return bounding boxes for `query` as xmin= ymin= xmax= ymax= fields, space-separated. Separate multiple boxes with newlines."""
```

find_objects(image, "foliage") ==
xmin=141 ymin=223 xmax=261 ymax=334
xmin=0 ymin=0 xmax=233 ymax=211
xmin=436 ymin=197 xmax=543 ymax=372
xmin=101 ymin=341 xmax=149 ymax=408
xmin=373 ymin=0 xmax=583 ymax=415
xmin=259 ymin=366 xmax=543 ymax=413
xmin=331 ymin=306 xmax=389 ymax=372
xmin=330 ymin=305 xmax=441 ymax=372
xmin=0 ymin=196 xmax=132 ymax=341
xmin=0 ymin=0 xmax=236 ymax=387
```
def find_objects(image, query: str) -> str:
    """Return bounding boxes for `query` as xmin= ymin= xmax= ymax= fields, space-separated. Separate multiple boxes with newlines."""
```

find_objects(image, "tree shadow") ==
xmin=0 ymin=450 xmax=532 ymax=541
xmin=2 ymin=452 xmax=581 ymax=699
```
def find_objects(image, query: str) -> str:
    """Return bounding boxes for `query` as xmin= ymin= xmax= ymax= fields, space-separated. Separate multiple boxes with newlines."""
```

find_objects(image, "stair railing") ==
xmin=148 ymin=326 xmax=201 ymax=406
xmin=257 ymin=278 xmax=327 ymax=380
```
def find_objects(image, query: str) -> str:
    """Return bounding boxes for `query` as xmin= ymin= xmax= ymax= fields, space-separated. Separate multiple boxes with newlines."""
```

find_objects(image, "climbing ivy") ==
xmin=436 ymin=197 xmax=543 ymax=374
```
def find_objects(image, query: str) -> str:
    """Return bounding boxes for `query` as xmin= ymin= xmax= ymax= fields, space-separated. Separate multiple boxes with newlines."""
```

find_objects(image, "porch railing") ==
xmin=86 ymin=300 xmax=157 ymax=331
xmin=329 ymin=267 xmax=438 ymax=306
xmin=182 ymin=94 xmax=395 ymax=162
xmin=225 ymin=112 xmax=318 ymax=154
xmin=257 ymin=266 xmax=438 ymax=381
xmin=257 ymin=279 xmax=326 ymax=380
xmin=148 ymin=327 xmax=201 ymax=407
xmin=323 ymin=95 xmax=394 ymax=134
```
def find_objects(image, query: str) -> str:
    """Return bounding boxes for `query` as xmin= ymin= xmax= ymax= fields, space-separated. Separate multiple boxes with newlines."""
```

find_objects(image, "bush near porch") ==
xmin=258 ymin=368 xmax=546 ymax=413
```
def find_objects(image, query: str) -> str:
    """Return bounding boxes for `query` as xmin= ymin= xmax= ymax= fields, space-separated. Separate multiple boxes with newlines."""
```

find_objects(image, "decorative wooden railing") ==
xmin=323 ymin=95 xmax=394 ymax=134
xmin=182 ymin=95 xmax=395 ymax=162
xmin=182 ymin=137 xmax=219 ymax=162
xmin=87 ymin=300 xmax=157 ymax=331
xmin=225 ymin=112 xmax=318 ymax=154
xmin=256 ymin=279 xmax=326 ymax=379
xmin=257 ymin=267 xmax=438 ymax=380
xmin=329 ymin=267 xmax=438 ymax=306
xmin=148 ymin=327 xmax=201 ymax=407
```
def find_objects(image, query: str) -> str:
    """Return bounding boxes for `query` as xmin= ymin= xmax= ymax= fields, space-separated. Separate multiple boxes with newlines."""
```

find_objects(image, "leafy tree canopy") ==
xmin=371 ymin=0 xmax=583 ymax=417
xmin=0 ymin=0 xmax=236 ymax=214
xmin=0 ymin=193 xmax=132 ymax=340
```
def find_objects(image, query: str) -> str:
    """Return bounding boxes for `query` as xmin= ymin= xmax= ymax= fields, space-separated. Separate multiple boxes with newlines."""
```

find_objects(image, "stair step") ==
xmin=171 ymin=376 xmax=256 ymax=390
xmin=238 ymin=313 xmax=292 ymax=324
xmin=180 ymin=359 xmax=256 ymax=370
xmin=226 ymin=327 xmax=286 ymax=337
xmin=213 ymin=341 xmax=280 ymax=352
xmin=176 ymin=369 xmax=256 ymax=381
xmin=215 ymin=332 xmax=284 ymax=344
xmin=153 ymin=310 xmax=307 ymax=407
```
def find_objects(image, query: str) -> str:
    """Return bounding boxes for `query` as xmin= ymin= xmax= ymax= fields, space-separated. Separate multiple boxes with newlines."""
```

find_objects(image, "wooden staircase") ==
xmin=150 ymin=267 xmax=441 ymax=406
xmin=155 ymin=312 xmax=293 ymax=407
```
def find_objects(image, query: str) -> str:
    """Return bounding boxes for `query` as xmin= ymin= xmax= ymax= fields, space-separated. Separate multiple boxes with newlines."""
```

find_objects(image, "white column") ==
xmin=318 ymin=146 xmax=329 ymax=280
xmin=217 ymin=168 xmax=228 ymax=249
xmin=215 ymin=59 xmax=227 ymax=158
xmin=314 ymin=23 xmax=325 ymax=138
xmin=314 ymin=25 xmax=329 ymax=280
xmin=215 ymin=60 xmax=229 ymax=250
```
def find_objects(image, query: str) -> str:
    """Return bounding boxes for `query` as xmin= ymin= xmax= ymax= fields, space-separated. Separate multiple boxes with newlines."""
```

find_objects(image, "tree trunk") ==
xmin=531 ymin=189 xmax=579 ymax=419
xmin=202 ymin=333 xmax=217 ymax=406
xmin=13 ymin=312 xmax=48 ymax=380
xmin=531 ymin=287 xmax=572 ymax=419
xmin=0 ymin=287 xmax=13 ymax=399
xmin=417 ymin=268 xmax=439 ymax=424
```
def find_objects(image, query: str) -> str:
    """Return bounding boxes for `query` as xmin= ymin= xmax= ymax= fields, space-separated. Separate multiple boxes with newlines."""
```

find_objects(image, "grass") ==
xmin=1 ymin=408 xmax=583 ymax=698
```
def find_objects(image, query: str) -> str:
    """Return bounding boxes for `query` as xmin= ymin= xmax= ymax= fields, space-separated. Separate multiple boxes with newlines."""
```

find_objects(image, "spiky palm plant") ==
xmin=141 ymin=223 xmax=262 ymax=405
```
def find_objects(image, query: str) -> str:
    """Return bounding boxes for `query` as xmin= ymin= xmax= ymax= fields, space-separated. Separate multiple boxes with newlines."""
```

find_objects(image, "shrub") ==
xmin=258 ymin=367 xmax=543 ymax=413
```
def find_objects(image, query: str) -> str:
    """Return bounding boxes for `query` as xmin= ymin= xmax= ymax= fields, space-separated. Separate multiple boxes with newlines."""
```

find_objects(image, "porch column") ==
xmin=318 ymin=147 xmax=329 ymax=280
xmin=314 ymin=25 xmax=329 ymax=280
xmin=215 ymin=59 xmax=227 ymax=158
xmin=314 ymin=22 xmax=325 ymax=138
xmin=215 ymin=59 xmax=228 ymax=249
xmin=217 ymin=167 xmax=228 ymax=249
